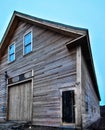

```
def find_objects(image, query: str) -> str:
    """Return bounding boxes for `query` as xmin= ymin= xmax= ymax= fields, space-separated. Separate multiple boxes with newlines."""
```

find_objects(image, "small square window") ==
xmin=8 ymin=43 xmax=15 ymax=62
xmin=24 ymin=31 xmax=32 ymax=55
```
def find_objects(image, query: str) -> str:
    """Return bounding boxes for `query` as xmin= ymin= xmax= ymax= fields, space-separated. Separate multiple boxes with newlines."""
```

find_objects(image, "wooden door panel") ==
xmin=8 ymin=81 xmax=32 ymax=121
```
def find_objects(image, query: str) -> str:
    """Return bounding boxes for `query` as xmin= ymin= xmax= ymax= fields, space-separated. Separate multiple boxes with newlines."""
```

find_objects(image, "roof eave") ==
xmin=0 ymin=12 xmax=19 ymax=54
xmin=66 ymin=34 xmax=101 ymax=101
xmin=0 ymin=11 xmax=87 ymax=55
xmin=0 ymin=11 xmax=88 ymax=47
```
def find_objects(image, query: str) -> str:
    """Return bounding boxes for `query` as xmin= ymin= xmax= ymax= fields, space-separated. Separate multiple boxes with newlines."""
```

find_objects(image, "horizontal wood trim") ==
xmin=8 ymin=78 xmax=33 ymax=87
xmin=8 ymin=70 xmax=33 ymax=85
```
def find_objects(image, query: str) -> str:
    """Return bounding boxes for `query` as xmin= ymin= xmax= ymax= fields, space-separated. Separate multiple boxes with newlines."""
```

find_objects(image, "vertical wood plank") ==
xmin=76 ymin=46 xmax=82 ymax=127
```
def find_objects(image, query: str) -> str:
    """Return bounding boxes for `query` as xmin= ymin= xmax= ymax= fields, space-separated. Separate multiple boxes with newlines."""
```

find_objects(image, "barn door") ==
xmin=8 ymin=81 xmax=32 ymax=121
xmin=62 ymin=90 xmax=75 ymax=123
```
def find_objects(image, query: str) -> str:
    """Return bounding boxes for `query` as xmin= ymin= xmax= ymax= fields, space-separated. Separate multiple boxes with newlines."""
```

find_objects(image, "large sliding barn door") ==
xmin=8 ymin=81 xmax=32 ymax=121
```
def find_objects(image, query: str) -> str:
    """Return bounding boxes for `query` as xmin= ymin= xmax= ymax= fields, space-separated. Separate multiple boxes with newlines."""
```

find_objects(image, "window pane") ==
xmin=24 ymin=44 xmax=31 ymax=54
xmin=24 ymin=32 xmax=32 ymax=45
xmin=9 ymin=54 xmax=15 ymax=62
xmin=9 ymin=44 xmax=15 ymax=54
xmin=9 ymin=43 xmax=15 ymax=62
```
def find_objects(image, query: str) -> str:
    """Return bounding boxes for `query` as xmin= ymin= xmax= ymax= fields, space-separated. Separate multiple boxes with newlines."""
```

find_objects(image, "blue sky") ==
xmin=0 ymin=0 xmax=105 ymax=105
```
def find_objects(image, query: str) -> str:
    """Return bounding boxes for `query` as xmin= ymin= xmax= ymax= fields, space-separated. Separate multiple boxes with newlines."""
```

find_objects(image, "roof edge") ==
xmin=0 ymin=11 xmax=88 ymax=51
xmin=0 ymin=11 xmax=17 ymax=48
xmin=14 ymin=11 xmax=88 ymax=32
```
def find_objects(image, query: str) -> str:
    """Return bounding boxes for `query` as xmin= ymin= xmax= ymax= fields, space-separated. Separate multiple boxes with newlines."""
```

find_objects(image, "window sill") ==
xmin=61 ymin=123 xmax=75 ymax=128
xmin=8 ymin=59 xmax=16 ymax=64
xmin=23 ymin=51 xmax=33 ymax=57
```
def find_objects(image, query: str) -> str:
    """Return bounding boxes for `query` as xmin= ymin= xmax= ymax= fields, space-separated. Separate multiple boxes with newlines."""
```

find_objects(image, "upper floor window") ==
xmin=8 ymin=43 xmax=15 ymax=62
xmin=23 ymin=31 xmax=32 ymax=55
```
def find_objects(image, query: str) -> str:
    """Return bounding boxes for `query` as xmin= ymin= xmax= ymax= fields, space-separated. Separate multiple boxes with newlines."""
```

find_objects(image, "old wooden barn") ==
xmin=0 ymin=11 xmax=101 ymax=129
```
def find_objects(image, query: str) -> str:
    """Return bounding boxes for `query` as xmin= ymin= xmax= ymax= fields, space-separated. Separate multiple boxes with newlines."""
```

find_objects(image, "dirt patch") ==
xmin=88 ymin=117 xmax=105 ymax=130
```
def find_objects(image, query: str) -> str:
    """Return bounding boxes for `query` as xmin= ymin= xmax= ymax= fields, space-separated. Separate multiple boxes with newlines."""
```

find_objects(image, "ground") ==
xmin=0 ymin=121 xmax=30 ymax=130
xmin=0 ymin=118 xmax=105 ymax=130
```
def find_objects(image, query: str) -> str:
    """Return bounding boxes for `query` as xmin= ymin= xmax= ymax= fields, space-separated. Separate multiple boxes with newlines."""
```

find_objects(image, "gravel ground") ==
xmin=1 ymin=118 xmax=105 ymax=130
xmin=0 ymin=121 xmax=31 ymax=130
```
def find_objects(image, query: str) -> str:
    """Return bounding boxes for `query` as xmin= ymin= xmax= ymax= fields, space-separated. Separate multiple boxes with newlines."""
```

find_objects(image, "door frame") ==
xmin=59 ymin=86 xmax=76 ymax=126
xmin=6 ymin=78 xmax=33 ymax=121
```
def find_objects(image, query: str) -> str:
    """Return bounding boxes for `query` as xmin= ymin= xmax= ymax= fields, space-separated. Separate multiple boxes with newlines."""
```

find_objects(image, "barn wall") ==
xmin=0 ymin=21 xmax=77 ymax=127
xmin=81 ymin=53 xmax=100 ymax=128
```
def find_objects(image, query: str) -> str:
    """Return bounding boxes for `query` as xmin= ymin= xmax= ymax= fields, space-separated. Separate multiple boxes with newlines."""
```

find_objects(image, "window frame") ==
xmin=8 ymin=43 xmax=15 ymax=63
xmin=23 ymin=29 xmax=33 ymax=55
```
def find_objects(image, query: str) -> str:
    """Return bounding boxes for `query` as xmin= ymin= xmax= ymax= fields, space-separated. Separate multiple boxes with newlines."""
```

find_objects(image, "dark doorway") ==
xmin=62 ymin=90 xmax=75 ymax=123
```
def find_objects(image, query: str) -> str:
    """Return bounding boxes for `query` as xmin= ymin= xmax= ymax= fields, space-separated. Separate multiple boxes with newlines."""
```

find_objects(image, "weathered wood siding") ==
xmin=75 ymin=47 xmax=82 ymax=128
xmin=0 ymin=21 xmax=76 ymax=126
xmin=0 ymin=53 xmax=7 ymax=120
xmin=81 ymin=53 xmax=100 ymax=128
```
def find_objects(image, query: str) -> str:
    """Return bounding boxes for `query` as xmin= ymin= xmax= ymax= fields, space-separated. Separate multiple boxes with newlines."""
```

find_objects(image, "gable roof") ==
xmin=0 ymin=11 xmax=101 ymax=100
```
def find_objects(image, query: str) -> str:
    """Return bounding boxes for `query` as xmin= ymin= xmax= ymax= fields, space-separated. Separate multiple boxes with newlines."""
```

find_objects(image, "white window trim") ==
xmin=23 ymin=29 xmax=33 ymax=55
xmin=8 ymin=42 xmax=15 ymax=63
